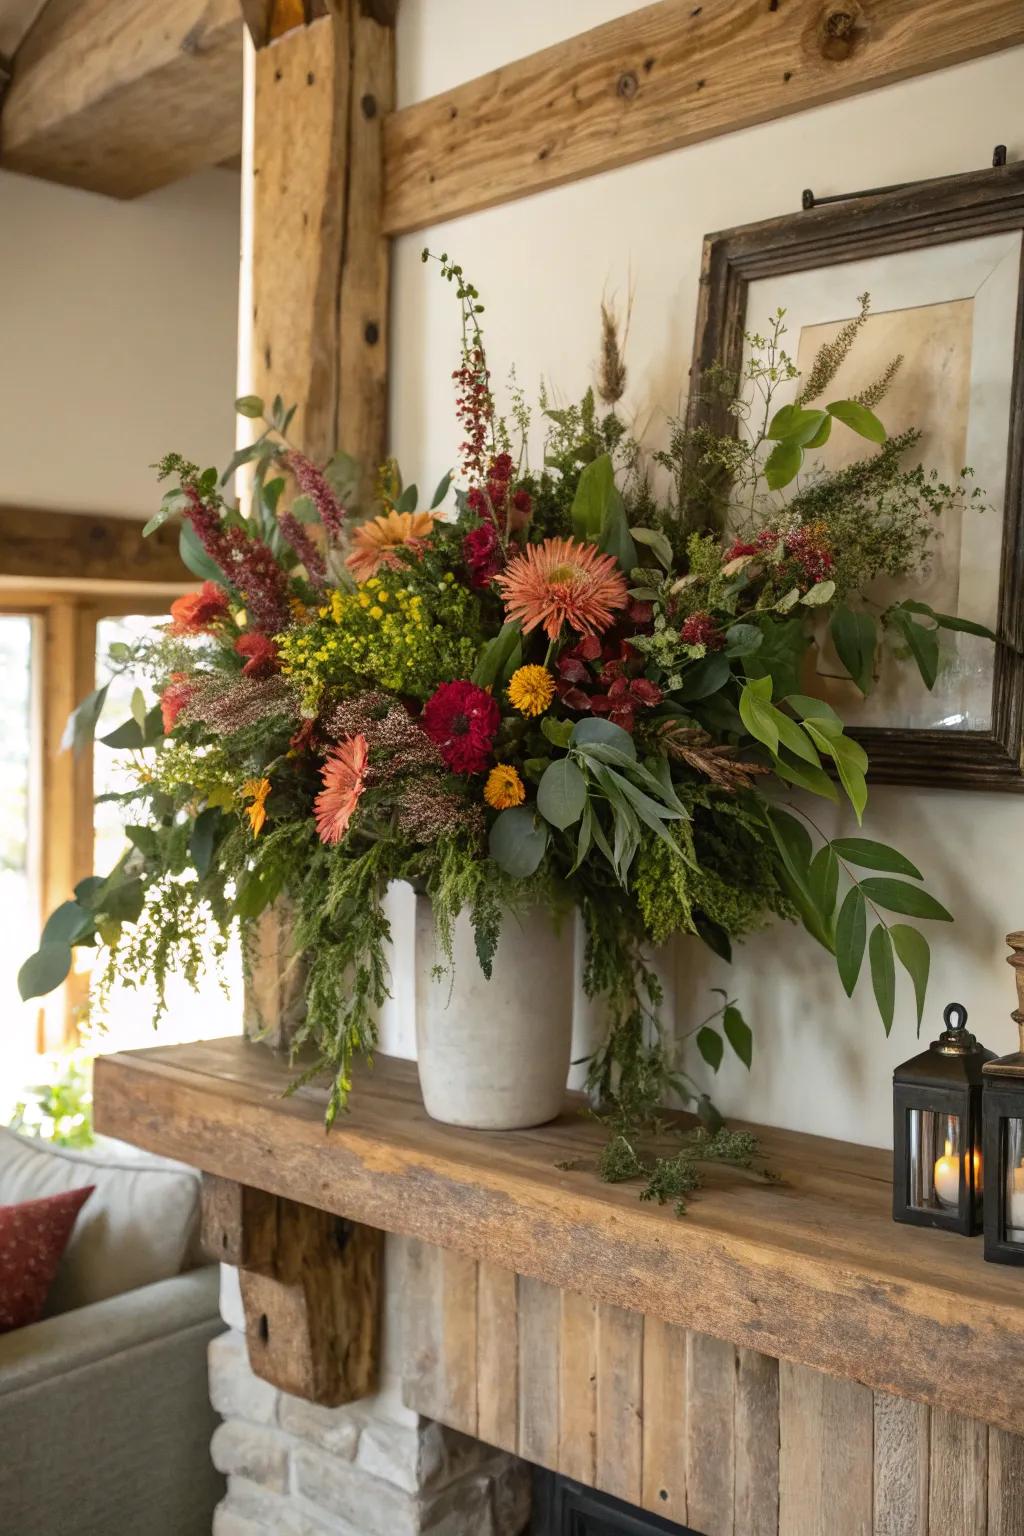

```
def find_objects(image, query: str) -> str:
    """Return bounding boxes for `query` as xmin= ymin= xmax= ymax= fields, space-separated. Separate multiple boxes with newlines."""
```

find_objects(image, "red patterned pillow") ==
xmin=0 ymin=1185 xmax=94 ymax=1332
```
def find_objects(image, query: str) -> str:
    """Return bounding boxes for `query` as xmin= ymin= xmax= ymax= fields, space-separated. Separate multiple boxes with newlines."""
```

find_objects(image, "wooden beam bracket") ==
xmin=200 ymin=1173 xmax=383 ymax=1406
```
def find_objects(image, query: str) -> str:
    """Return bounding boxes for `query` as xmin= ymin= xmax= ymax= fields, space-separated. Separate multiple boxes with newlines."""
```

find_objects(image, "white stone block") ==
xmin=292 ymin=1446 xmax=420 ymax=1536
xmin=222 ymin=1477 xmax=342 ymax=1536
xmin=278 ymin=1393 xmax=362 ymax=1461
xmin=212 ymin=1420 xmax=290 ymax=1493
xmin=209 ymin=1329 xmax=279 ymax=1427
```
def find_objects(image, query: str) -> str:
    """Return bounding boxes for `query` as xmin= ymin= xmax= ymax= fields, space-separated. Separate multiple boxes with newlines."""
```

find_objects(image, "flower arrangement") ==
xmin=19 ymin=258 xmax=992 ymax=1207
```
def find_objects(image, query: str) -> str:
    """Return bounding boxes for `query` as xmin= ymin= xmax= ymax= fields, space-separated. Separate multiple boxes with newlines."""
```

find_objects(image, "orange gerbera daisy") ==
xmin=495 ymin=536 xmax=628 ymax=643
xmin=345 ymin=511 xmax=438 ymax=582
xmin=314 ymin=734 xmax=369 ymax=845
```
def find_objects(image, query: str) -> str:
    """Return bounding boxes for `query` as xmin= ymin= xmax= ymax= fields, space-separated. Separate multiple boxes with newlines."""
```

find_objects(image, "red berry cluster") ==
xmin=556 ymin=632 xmax=662 ymax=733
xmin=724 ymin=523 xmax=833 ymax=590
xmin=680 ymin=611 xmax=724 ymax=649
xmin=783 ymin=522 xmax=834 ymax=586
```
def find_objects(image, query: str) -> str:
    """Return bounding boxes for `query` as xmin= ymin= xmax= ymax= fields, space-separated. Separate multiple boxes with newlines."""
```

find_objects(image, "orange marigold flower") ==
xmin=241 ymin=777 xmax=271 ymax=837
xmin=484 ymin=764 xmax=526 ymax=811
xmin=314 ymin=734 xmax=369 ymax=845
xmin=495 ymin=536 xmax=628 ymax=643
xmin=345 ymin=511 xmax=438 ymax=582
xmin=507 ymin=664 xmax=555 ymax=717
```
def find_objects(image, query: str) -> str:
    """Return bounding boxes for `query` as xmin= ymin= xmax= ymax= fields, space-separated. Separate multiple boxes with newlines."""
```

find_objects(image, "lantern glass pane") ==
xmin=908 ymin=1109 xmax=963 ymax=1212
xmin=1003 ymin=1118 xmax=1024 ymax=1246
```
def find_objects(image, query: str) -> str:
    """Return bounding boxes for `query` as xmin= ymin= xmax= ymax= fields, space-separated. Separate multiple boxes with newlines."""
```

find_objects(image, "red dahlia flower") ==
xmin=169 ymin=582 xmax=230 ymax=634
xmin=422 ymin=681 xmax=500 ymax=775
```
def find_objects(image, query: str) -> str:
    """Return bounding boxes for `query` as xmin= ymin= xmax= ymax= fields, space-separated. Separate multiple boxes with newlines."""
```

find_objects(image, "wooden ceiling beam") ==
xmin=0 ymin=506 xmax=189 ymax=585
xmin=0 ymin=0 xmax=244 ymax=198
xmin=381 ymin=0 xmax=1024 ymax=236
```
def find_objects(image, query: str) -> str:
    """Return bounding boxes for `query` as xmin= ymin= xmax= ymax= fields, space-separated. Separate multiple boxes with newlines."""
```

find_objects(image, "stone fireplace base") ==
xmin=210 ymin=1250 xmax=531 ymax=1536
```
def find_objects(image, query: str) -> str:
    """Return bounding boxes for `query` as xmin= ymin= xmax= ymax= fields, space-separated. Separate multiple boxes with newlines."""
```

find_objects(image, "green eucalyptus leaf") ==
xmin=857 ymin=878 xmax=952 ymax=922
xmin=830 ymin=839 xmax=922 ymax=879
xmin=62 ymin=684 xmax=110 ymax=755
xmin=99 ymin=717 xmax=144 ymax=750
xmin=631 ymin=526 xmax=674 ymax=570
xmin=889 ymin=608 xmax=939 ymax=690
xmin=541 ymin=717 xmax=574 ymax=749
xmin=41 ymin=901 xmax=94 ymax=947
xmin=678 ymin=652 xmax=731 ymax=701
xmin=800 ymin=579 xmax=836 ymax=607
xmin=190 ymin=806 xmax=224 ymax=878
xmin=695 ymin=916 xmax=732 ymax=963
xmin=235 ymin=394 xmax=264 ymax=418
xmin=142 ymin=505 xmax=175 ymax=537
xmin=570 ymin=452 xmax=615 ymax=543
xmin=472 ymin=622 xmax=522 ymax=692
xmin=763 ymin=439 xmax=804 ymax=490
xmin=179 ymin=521 xmax=228 ymax=586
xmin=430 ymin=470 xmax=454 ymax=509
xmin=835 ymin=887 xmax=867 ymax=997
xmin=738 ymin=676 xmax=779 ymax=755
xmin=18 ymin=943 xmax=74 ymax=1001
xmin=571 ymin=718 xmax=636 ymax=760
xmin=723 ymin=1004 xmax=753 ymax=1069
xmin=696 ymin=1026 xmax=724 ymax=1073
xmin=536 ymin=759 xmax=587 ymax=830
xmin=767 ymin=405 xmax=829 ymax=446
xmin=130 ymin=688 xmax=147 ymax=731
xmin=827 ymin=398 xmax=887 ymax=444
xmin=869 ymin=923 xmax=896 ymax=1034
xmin=891 ymin=923 xmax=930 ymax=1028
xmin=488 ymin=807 xmax=549 ymax=878
xmin=830 ymin=605 xmax=877 ymax=696
xmin=809 ymin=846 xmax=839 ymax=919
xmin=395 ymin=483 xmax=419 ymax=513
xmin=743 ymin=619 xmax=809 ymax=699
xmin=771 ymin=754 xmax=839 ymax=801
xmin=724 ymin=623 xmax=763 ymax=659
xmin=101 ymin=878 xmax=146 ymax=924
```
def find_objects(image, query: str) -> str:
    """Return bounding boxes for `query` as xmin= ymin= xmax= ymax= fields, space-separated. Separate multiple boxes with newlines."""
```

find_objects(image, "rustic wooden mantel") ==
xmin=95 ymin=1034 xmax=1024 ymax=1439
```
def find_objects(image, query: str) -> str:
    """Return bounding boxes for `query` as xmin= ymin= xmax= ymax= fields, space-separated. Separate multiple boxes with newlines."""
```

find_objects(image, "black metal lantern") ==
xmin=893 ymin=1002 xmax=993 ymax=1235
xmin=982 ymin=932 xmax=1024 ymax=1265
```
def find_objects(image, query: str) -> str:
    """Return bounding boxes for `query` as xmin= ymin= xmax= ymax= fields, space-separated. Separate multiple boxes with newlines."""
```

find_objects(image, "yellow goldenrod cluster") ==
xmin=279 ymin=568 xmax=479 ymax=706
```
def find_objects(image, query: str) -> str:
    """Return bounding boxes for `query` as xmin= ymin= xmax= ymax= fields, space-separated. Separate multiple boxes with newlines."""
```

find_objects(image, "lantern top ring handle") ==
xmin=944 ymin=1002 xmax=968 ymax=1032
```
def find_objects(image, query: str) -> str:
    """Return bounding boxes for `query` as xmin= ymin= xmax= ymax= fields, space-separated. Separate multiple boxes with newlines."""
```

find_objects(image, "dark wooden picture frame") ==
xmin=689 ymin=162 xmax=1024 ymax=792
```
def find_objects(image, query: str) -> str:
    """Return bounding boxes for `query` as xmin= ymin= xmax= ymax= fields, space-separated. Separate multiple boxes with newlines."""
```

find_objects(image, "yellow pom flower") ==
xmin=484 ymin=764 xmax=526 ymax=811
xmin=508 ymin=664 xmax=556 ymax=717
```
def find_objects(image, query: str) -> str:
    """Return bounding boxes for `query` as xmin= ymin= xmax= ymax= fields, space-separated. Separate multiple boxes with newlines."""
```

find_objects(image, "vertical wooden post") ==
xmin=236 ymin=0 xmax=395 ymax=1047
xmin=238 ymin=0 xmax=394 ymax=481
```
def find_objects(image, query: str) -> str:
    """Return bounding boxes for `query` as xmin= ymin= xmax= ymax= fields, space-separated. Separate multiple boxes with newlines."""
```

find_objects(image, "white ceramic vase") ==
xmin=414 ymin=895 xmax=574 ymax=1130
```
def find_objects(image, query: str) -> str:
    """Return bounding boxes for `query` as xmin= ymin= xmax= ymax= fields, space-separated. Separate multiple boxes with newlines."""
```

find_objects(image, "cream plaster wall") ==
xmin=0 ymin=167 xmax=239 ymax=518
xmin=386 ymin=3 xmax=1024 ymax=1146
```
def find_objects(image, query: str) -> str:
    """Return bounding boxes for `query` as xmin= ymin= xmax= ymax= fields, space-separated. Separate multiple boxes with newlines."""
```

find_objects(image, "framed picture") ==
xmin=689 ymin=162 xmax=1024 ymax=791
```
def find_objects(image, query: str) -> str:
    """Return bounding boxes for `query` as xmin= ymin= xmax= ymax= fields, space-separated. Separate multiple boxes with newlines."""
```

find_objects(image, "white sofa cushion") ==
xmin=0 ymin=1128 xmax=202 ymax=1314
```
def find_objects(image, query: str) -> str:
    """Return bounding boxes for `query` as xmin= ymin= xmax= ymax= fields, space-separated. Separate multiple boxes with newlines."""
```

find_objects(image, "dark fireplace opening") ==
xmin=530 ymin=1470 xmax=703 ymax=1536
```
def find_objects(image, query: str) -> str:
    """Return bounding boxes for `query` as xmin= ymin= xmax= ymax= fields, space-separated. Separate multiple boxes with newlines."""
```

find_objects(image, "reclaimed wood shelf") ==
xmin=94 ymin=1035 xmax=1024 ymax=1435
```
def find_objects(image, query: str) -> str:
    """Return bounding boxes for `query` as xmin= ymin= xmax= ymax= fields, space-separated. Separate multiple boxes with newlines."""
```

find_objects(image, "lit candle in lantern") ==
xmin=1009 ymin=1163 xmax=1024 ymax=1243
xmin=934 ymin=1139 xmax=961 ymax=1208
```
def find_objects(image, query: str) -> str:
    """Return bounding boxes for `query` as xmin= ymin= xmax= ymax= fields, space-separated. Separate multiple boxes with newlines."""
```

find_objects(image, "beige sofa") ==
xmin=0 ymin=1126 xmax=225 ymax=1535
